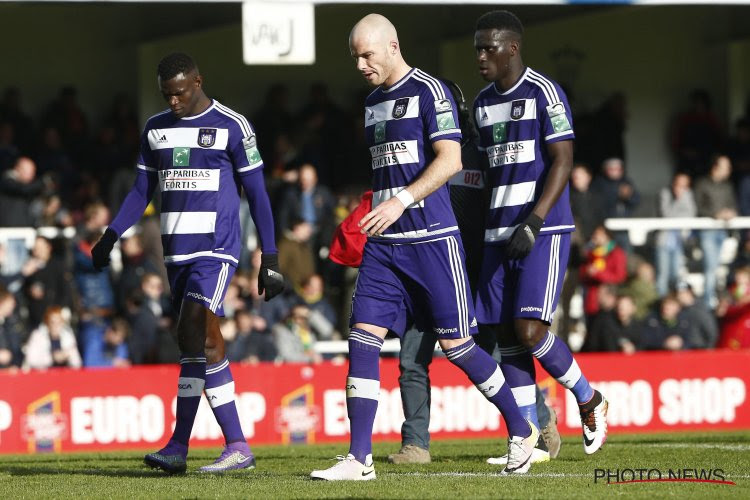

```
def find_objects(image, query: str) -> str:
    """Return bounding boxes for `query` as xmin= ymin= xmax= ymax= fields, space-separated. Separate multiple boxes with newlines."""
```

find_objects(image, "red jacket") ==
xmin=580 ymin=244 xmax=627 ymax=316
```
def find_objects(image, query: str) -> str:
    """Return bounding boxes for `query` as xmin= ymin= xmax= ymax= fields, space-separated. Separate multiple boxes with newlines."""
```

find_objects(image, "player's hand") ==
xmin=258 ymin=253 xmax=285 ymax=301
xmin=359 ymin=197 xmax=407 ymax=236
xmin=505 ymin=214 xmax=543 ymax=260
xmin=91 ymin=227 xmax=118 ymax=271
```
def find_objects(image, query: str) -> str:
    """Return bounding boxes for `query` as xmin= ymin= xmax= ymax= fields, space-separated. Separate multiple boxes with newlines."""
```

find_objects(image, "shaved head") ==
xmin=349 ymin=13 xmax=409 ymax=87
xmin=350 ymin=13 xmax=399 ymax=48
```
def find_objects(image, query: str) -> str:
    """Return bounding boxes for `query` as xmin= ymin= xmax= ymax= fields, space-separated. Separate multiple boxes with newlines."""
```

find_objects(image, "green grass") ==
xmin=1 ymin=432 xmax=749 ymax=499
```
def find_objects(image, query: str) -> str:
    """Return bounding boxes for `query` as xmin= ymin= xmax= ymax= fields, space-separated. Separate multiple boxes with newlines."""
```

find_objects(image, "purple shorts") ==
xmin=350 ymin=235 xmax=478 ymax=339
xmin=475 ymin=233 xmax=570 ymax=325
xmin=167 ymin=260 xmax=236 ymax=317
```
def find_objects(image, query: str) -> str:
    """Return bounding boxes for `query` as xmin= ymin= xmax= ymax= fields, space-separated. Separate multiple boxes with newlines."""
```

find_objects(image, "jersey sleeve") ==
xmin=537 ymin=80 xmax=575 ymax=144
xmin=420 ymin=79 xmax=462 ymax=144
xmin=136 ymin=126 xmax=159 ymax=177
xmin=228 ymin=117 xmax=264 ymax=176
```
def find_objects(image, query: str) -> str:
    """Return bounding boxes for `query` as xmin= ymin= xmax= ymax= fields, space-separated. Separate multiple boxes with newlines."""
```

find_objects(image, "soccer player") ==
xmin=389 ymin=79 xmax=561 ymax=466
xmin=91 ymin=53 xmax=284 ymax=473
xmin=310 ymin=14 xmax=537 ymax=481
xmin=472 ymin=10 xmax=608 ymax=455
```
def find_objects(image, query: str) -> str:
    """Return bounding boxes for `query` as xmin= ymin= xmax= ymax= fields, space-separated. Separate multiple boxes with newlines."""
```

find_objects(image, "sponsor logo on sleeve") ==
xmin=546 ymin=103 xmax=572 ymax=133
xmin=434 ymin=99 xmax=452 ymax=113
xmin=243 ymin=135 xmax=262 ymax=165
xmin=436 ymin=111 xmax=456 ymax=131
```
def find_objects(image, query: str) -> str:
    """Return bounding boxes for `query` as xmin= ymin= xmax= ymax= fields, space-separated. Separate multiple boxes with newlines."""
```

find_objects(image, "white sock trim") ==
xmin=177 ymin=377 xmax=205 ymax=397
xmin=346 ymin=376 xmax=380 ymax=400
xmin=510 ymin=384 xmax=537 ymax=407
xmin=476 ymin=365 xmax=506 ymax=399
xmin=205 ymin=381 xmax=236 ymax=408
xmin=557 ymin=359 xmax=582 ymax=389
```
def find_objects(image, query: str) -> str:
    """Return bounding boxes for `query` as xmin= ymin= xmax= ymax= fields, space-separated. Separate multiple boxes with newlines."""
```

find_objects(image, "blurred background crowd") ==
xmin=1 ymin=83 xmax=750 ymax=371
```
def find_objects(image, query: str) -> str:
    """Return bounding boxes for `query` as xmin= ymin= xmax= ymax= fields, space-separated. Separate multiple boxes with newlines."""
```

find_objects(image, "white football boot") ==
xmin=310 ymin=454 xmax=376 ymax=481
xmin=500 ymin=421 xmax=539 ymax=475
xmin=580 ymin=390 xmax=608 ymax=454
xmin=487 ymin=447 xmax=550 ymax=466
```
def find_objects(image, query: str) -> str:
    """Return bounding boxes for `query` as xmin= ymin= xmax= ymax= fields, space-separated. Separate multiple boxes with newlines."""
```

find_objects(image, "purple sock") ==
xmin=172 ymin=353 xmax=206 ymax=446
xmin=346 ymin=328 xmax=383 ymax=464
xmin=444 ymin=339 xmax=529 ymax=438
xmin=206 ymin=358 xmax=250 ymax=453
xmin=531 ymin=331 xmax=594 ymax=404
xmin=499 ymin=345 xmax=539 ymax=430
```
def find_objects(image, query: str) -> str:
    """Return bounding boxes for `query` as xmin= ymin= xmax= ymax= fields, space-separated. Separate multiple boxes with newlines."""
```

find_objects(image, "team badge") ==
xmin=436 ymin=112 xmax=456 ymax=131
xmin=434 ymin=99 xmax=452 ymax=113
xmin=374 ymin=121 xmax=386 ymax=143
xmin=546 ymin=102 xmax=571 ymax=133
xmin=172 ymin=147 xmax=190 ymax=167
xmin=392 ymin=98 xmax=410 ymax=119
xmin=492 ymin=122 xmax=507 ymax=144
xmin=197 ymin=128 xmax=217 ymax=148
xmin=510 ymin=100 xmax=525 ymax=120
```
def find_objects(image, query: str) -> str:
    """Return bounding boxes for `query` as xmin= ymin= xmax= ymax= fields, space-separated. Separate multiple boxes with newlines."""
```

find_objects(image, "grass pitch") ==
xmin=2 ymin=432 xmax=748 ymax=499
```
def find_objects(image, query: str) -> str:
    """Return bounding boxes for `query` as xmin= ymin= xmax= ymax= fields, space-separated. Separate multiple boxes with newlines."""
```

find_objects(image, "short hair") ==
xmin=157 ymin=53 xmax=198 ymax=81
xmin=476 ymin=10 xmax=524 ymax=36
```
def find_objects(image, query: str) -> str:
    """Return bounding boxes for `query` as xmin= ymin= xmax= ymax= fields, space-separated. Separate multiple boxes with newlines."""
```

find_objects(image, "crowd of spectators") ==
xmin=1 ymin=83 xmax=749 ymax=371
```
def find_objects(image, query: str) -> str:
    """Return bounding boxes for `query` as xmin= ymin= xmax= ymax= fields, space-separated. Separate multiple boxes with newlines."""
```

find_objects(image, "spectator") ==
xmin=655 ymin=172 xmax=697 ymax=295
xmin=580 ymin=285 xmax=620 ymax=352
xmin=81 ymin=317 xmax=131 ymax=368
xmin=272 ymin=304 xmax=322 ymax=364
xmin=117 ymin=232 xmax=162 ymax=312
xmin=41 ymin=86 xmax=89 ymax=163
xmin=22 ymin=305 xmax=81 ymax=369
xmin=559 ymin=163 xmax=603 ymax=339
xmin=579 ymin=225 xmax=628 ymax=320
xmin=694 ymin=154 xmax=738 ymax=308
xmin=252 ymin=83 xmax=294 ymax=177
xmin=276 ymin=162 xmax=336 ymax=255
xmin=35 ymin=194 xmax=74 ymax=228
xmin=640 ymin=295 xmax=694 ymax=351
xmin=716 ymin=266 xmax=750 ymax=350
xmin=0 ymin=121 xmax=19 ymax=171
xmin=583 ymin=293 xmax=640 ymax=354
xmin=671 ymin=89 xmax=723 ymax=178
xmin=278 ymin=219 xmax=316 ymax=290
xmin=228 ymin=309 xmax=277 ymax=363
xmin=222 ymin=280 xmax=248 ymax=319
xmin=620 ymin=261 xmax=660 ymax=321
xmin=589 ymin=92 xmax=628 ymax=170
xmin=590 ymin=157 xmax=641 ymax=219
xmin=295 ymin=274 xmax=337 ymax=334
xmin=0 ymin=289 xmax=24 ymax=368
xmin=22 ymin=236 xmax=73 ymax=328
xmin=247 ymin=270 xmax=290 ymax=329
xmin=73 ymin=228 xmax=115 ymax=319
xmin=675 ymin=281 xmax=718 ymax=349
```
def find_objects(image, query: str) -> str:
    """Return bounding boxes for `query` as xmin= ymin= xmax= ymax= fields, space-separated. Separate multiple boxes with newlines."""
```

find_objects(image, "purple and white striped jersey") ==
xmin=474 ymin=67 xmax=576 ymax=245
xmin=364 ymin=68 xmax=462 ymax=244
xmin=137 ymin=100 xmax=263 ymax=265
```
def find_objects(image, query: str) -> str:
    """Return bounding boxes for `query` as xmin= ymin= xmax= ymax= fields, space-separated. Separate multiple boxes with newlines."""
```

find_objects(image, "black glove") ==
xmin=258 ymin=253 xmax=285 ymax=301
xmin=91 ymin=227 xmax=118 ymax=271
xmin=505 ymin=214 xmax=543 ymax=260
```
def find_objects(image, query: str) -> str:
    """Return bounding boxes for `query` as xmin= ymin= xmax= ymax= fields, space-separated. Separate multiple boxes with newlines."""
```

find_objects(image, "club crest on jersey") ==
xmin=392 ymin=98 xmax=410 ymax=119
xmin=510 ymin=100 xmax=525 ymax=120
xmin=197 ymin=128 xmax=217 ymax=148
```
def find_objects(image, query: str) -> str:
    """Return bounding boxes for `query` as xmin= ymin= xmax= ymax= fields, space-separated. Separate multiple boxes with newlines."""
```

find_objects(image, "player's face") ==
xmin=159 ymin=71 xmax=203 ymax=118
xmin=474 ymin=29 xmax=514 ymax=82
xmin=350 ymin=35 xmax=393 ymax=87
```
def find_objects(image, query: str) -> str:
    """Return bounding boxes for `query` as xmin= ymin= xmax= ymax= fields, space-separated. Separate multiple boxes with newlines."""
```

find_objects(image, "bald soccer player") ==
xmin=310 ymin=14 xmax=537 ymax=481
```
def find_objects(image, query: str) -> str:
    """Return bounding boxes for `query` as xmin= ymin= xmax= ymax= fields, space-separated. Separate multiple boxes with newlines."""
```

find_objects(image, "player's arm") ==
xmin=232 ymin=128 xmax=284 ymax=301
xmin=532 ymin=139 xmax=573 ymax=221
xmin=359 ymin=139 xmax=461 ymax=236
xmin=91 ymin=169 xmax=158 ymax=271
